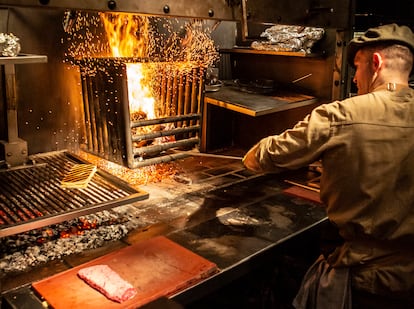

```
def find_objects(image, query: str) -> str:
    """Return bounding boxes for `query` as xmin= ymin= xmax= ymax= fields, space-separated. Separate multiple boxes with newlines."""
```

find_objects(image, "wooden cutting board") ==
xmin=32 ymin=236 xmax=218 ymax=309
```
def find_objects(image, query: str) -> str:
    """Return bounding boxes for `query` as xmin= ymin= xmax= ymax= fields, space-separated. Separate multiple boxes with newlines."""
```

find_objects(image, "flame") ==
xmin=126 ymin=63 xmax=155 ymax=118
xmin=100 ymin=13 xmax=156 ymax=119
xmin=100 ymin=12 xmax=149 ymax=58
xmin=70 ymin=13 xmax=219 ymax=125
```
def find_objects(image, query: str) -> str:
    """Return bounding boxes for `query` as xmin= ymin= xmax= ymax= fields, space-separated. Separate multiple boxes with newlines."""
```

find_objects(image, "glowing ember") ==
xmin=0 ymin=209 xmax=134 ymax=273
xmin=76 ymin=150 xmax=181 ymax=188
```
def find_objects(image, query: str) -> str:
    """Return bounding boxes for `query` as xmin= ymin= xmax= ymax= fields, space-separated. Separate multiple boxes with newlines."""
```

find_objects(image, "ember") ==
xmin=76 ymin=150 xmax=181 ymax=187
xmin=0 ymin=207 xmax=141 ymax=273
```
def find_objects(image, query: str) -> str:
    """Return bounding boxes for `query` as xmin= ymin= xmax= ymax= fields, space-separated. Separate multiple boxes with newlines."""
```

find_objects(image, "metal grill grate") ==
xmin=0 ymin=151 xmax=148 ymax=238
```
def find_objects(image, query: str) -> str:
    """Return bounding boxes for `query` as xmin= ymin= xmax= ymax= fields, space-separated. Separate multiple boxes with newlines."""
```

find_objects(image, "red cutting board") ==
xmin=32 ymin=236 xmax=218 ymax=309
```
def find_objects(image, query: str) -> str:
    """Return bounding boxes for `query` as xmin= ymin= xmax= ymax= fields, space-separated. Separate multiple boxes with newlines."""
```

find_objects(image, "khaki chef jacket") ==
xmin=253 ymin=83 xmax=414 ymax=297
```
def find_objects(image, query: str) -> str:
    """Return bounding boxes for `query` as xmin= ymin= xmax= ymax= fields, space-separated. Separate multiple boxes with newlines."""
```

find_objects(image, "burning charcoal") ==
xmin=0 ymin=209 xmax=136 ymax=273
xmin=42 ymin=229 xmax=54 ymax=238
xmin=36 ymin=237 xmax=47 ymax=245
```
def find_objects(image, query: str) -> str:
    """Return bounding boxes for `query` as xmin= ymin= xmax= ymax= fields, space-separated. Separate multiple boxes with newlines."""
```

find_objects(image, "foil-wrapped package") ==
xmin=251 ymin=25 xmax=324 ymax=54
xmin=0 ymin=33 xmax=21 ymax=57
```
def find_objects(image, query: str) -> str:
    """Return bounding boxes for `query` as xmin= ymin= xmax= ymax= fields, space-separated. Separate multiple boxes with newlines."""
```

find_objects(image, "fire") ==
xmin=100 ymin=13 xmax=149 ymax=58
xmin=98 ymin=13 xmax=219 ymax=121
xmin=65 ymin=12 xmax=218 ymax=121
xmin=126 ymin=63 xmax=156 ymax=118
xmin=64 ymin=12 xmax=219 ymax=163
xmin=100 ymin=13 xmax=157 ymax=120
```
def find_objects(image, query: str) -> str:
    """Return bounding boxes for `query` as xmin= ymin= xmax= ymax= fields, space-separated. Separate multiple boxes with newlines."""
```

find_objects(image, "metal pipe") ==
xmin=130 ymin=113 xmax=200 ymax=128
xmin=165 ymin=73 xmax=172 ymax=116
xmin=177 ymin=74 xmax=184 ymax=128
xmin=4 ymin=64 xmax=18 ymax=142
xmin=132 ymin=125 xmax=200 ymax=142
xmin=190 ymin=68 xmax=199 ymax=136
xmin=133 ymin=137 xmax=199 ymax=157
xmin=160 ymin=71 xmax=167 ymax=116
xmin=240 ymin=0 xmax=249 ymax=41
xmin=183 ymin=74 xmax=192 ymax=131
xmin=171 ymin=71 xmax=179 ymax=116
xmin=132 ymin=152 xmax=189 ymax=168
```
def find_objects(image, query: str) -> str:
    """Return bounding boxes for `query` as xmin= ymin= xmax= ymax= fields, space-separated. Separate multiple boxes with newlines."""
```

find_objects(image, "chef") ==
xmin=242 ymin=23 xmax=414 ymax=308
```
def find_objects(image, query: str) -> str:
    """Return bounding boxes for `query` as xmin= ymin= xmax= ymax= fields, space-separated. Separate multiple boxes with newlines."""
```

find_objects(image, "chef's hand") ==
xmin=242 ymin=144 xmax=263 ymax=173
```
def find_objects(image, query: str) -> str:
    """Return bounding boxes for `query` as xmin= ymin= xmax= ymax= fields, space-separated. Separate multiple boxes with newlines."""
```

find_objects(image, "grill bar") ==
xmin=130 ymin=114 xmax=201 ymax=128
xmin=0 ymin=151 xmax=148 ymax=238
xmin=133 ymin=137 xmax=199 ymax=158
xmin=132 ymin=152 xmax=189 ymax=169
xmin=132 ymin=125 xmax=200 ymax=143
xmin=1 ymin=172 xmax=50 ymax=219
xmin=9 ymin=168 xmax=67 ymax=214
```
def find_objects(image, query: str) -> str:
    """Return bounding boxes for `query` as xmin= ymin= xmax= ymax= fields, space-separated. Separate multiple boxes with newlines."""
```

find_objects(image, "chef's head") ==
xmin=348 ymin=23 xmax=414 ymax=94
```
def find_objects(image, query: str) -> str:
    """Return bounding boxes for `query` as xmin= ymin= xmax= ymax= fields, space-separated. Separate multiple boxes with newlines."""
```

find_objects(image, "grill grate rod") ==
xmin=130 ymin=114 xmax=200 ymax=128
xmin=132 ymin=125 xmax=200 ymax=143
xmin=133 ymin=137 xmax=199 ymax=158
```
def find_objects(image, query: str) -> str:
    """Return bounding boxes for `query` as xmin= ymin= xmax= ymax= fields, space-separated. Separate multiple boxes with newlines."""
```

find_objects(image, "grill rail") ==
xmin=0 ymin=151 xmax=148 ymax=238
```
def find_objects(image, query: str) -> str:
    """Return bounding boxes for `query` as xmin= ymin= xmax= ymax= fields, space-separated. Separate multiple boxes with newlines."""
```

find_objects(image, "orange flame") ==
xmin=100 ymin=13 xmax=155 ymax=119
xmin=126 ymin=63 xmax=155 ymax=118
xmin=100 ymin=12 xmax=149 ymax=58
xmin=98 ymin=13 xmax=218 ymax=121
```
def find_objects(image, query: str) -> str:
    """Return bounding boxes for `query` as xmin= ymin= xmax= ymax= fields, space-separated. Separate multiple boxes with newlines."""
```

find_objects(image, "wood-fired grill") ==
xmin=0 ymin=151 xmax=148 ymax=238
xmin=78 ymin=59 xmax=205 ymax=169
xmin=0 ymin=1 xmax=357 ymax=306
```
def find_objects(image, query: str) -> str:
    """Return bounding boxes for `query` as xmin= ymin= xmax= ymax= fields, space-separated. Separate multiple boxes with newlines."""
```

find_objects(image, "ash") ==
xmin=0 ymin=205 xmax=142 ymax=274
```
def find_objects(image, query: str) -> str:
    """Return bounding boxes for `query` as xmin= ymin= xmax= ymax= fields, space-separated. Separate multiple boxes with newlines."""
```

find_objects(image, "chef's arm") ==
xmin=242 ymin=103 xmax=333 ymax=173
xmin=242 ymin=144 xmax=263 ymax=173
xmin=242 ymin=138 xmax=291 ymax=174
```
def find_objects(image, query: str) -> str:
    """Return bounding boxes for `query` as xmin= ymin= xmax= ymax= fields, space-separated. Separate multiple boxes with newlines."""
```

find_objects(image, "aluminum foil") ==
xmin=0 ymin=33 xmax=21 ymax=57
xmin=251 ymin=25 xmax=325 ymax=54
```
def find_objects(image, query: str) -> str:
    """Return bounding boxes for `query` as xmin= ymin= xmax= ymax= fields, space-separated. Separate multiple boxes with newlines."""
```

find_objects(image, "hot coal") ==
xmin=0 ymin=206 xmax=142 ymax=274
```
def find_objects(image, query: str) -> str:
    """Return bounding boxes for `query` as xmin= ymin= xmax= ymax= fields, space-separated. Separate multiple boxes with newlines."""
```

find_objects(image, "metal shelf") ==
xmin=204 ymin=84 xmax=318 ymax=117
xmin=0 ymin=53 xmax=47 ymax=65
xmin=220 ymin=47 xmax=323 ymax=58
